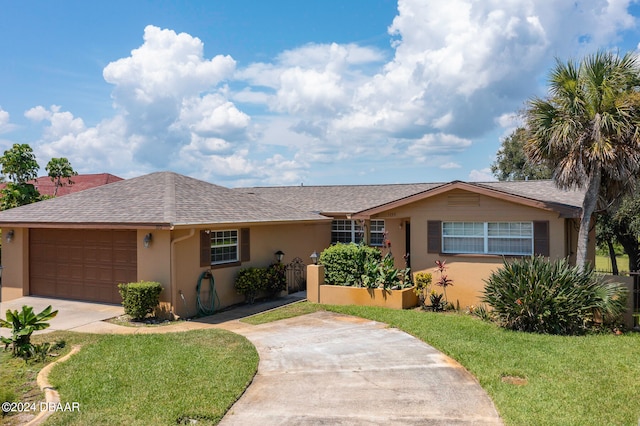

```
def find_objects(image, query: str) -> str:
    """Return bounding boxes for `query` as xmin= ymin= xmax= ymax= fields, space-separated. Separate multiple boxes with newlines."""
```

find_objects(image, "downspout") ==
xmin=170 ymin=228 xmax=195 ymax=319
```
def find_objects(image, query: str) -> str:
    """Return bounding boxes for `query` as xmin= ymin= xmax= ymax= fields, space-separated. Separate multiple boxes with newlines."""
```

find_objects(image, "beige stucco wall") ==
xmin=136 ymin=229 xmax=172 ymax=315
xmin=370 ymin=189 xmax=595 ymax=309
xmin=0 ymin=227 xmax=29 ymax=302
xmin=171 ymin=221 xmax=330 ymax=318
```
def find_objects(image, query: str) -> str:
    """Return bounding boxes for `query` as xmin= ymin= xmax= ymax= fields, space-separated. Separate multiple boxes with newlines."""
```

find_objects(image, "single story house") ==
xmin=237 ymin=180 xmax=590 ymax=309
xmin=0 ymin=171 xmax=590 ymax=316
xmin=0 ymin=172 xmax=331 ymax=317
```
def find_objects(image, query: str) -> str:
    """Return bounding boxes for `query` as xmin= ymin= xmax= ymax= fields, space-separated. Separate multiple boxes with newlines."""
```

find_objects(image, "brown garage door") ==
xmin=30 ymin=229 xmax=137 ymax=304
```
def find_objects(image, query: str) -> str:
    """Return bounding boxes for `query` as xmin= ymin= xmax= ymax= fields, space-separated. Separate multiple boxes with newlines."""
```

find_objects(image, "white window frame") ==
xmin=210 ymin=229 xmax=239 ymax=264
xmin=369 ymin=219 xmax=385 ymax=246
xmin=442 ymin=221 xmax=533 ymax=255
xmin=331 ymin=220 xmax=364 ymax=244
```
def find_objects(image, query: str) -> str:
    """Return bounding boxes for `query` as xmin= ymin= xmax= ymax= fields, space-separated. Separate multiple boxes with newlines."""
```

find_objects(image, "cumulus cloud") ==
xmin=0 ymin=108 xmax=16 ymax=134
xmin=468 ymin=168 xmax=497 ymax=182
xmin=11 ymin=2 xmax=639 ymax=185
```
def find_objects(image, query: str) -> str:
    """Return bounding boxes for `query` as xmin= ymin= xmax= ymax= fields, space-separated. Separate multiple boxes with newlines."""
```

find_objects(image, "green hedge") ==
xmin=118 ymin=281 xmax=163 ymax=320
xmin=319 ymin=243 xmax=382 ymax=286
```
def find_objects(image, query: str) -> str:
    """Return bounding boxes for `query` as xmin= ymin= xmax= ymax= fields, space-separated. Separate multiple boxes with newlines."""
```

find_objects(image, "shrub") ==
xmin=0 ymin=305 xmax=58 ymax=359
xmin=414 ymin=272 xmax=432 ymax=307
xmin=235 ymin=267 xmax=267 ymax=303
xmin=265 ymin=262 xmax=287 ymax=297
xmin=320 ymin=243 xmax=381 ymax=286
xmin=118 ymin=281 xmax=163 ymax=321
xmin=482 ymin=256 xmax=628 ymax=335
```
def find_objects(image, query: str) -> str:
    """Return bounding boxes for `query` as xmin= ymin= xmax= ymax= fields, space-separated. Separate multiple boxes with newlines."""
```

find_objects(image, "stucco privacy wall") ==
xmin=367 ymin=189 xmax=593 ymax=309
xmin=170 ymin=221 xmax=330 ymax=318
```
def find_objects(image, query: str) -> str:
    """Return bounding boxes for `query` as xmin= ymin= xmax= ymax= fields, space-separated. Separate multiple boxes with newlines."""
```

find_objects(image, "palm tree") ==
xmin=525 ymin=51 xmax=640 ymax=271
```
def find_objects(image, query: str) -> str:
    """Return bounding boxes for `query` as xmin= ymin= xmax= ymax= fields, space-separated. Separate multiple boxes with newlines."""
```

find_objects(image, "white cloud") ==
xmin=103 ymin=25 xmax=235 ymax=103
xmin=406 ymin=133 xmax=472 ymax=161
xmin=468 ymin=168 xmax=497 ymax=182
xmin=0 ymin=108 xmax=16 ymax=134
xmin=11 ymin=2 xmax=639 ymax=186
xmin=440 ymin=162 xmax=462 ymax=169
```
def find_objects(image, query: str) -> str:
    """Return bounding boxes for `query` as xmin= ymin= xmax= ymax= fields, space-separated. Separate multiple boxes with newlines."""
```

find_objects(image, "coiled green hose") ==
xmin=196 ymin=270 xmax=220 ymax=316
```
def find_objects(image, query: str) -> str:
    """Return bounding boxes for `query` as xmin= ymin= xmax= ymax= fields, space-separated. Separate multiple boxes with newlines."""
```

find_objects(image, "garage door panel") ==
xmin=30 ymin=230 xmax=137 ymax=304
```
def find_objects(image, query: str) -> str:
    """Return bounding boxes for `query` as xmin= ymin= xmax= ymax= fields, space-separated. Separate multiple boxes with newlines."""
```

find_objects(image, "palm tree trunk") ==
xmin=607 ymin=240 xmax=619 ymax=275
xmin=576 ymin=168 xmax=601 ymax=272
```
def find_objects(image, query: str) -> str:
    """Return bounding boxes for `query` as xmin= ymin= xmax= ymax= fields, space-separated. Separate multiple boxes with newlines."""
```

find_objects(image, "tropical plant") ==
xmin=482 ymin=256 xmax=627 ymax=335
xmin=433 ymin=260 xmax=453 ymax=303
xmin=0 ymin=305 xmax=58 ymax=359
xmin=525 ymin=51 xmax=640 ymax=271
xmin=429 ymin=290 xmax=444 ymax=312
xmin=234 ymin=267 xmax=267 ymax=304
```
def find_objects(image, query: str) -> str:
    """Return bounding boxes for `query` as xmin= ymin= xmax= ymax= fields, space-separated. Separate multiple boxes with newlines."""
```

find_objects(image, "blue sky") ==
xmin=1 ymin=0 xmax=640 ymax=187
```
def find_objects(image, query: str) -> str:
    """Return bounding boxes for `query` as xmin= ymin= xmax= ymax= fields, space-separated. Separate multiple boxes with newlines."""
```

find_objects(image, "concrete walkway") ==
xmin=0 ymin=295 xmax=502 ymax=425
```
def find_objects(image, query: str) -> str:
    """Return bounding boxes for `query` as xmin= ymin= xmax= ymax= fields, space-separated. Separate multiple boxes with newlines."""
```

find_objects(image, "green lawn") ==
xmin=1 ymin=329 xmax=258 ymax=426
xmin=247 ymin=303 xmax=640 ymax=426
xmin=595 ymin=253 xmax=631 ymax=274
xmin=3 ymin=304 xmax=638 ymax=425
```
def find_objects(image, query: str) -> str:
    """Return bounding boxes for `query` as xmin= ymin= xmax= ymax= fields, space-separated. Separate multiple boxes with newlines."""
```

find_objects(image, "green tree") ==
xmin=608 ymin=191 xmax=640 ymax=272
xmin=46 ymin=157 xmax=77 ymax=196
xmin=0 ymin=144 xmax=41 ymax=209
xmin=491 ymin=127 xmax=552 ymax=181
xmin=0 ymin=143 xmax=38 ymax=184
xmin=525 ymin=51 xmax=640 ymax=271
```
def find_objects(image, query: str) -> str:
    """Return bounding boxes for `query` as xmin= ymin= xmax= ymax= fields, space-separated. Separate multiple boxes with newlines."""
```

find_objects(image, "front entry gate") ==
xmin=286 ymin=257 xmax=306 ymax=294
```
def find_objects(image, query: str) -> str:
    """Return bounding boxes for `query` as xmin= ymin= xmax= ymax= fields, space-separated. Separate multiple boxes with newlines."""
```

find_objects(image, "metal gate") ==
xmin=286 ymin=257 xmax=306 ymax=294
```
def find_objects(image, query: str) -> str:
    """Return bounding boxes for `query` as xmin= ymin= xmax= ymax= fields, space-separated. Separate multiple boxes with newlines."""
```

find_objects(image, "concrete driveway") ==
xmin=0 ymin=296 xmax=123 ymax=338
xmin=219 ymin=311 xmax=503 ymax=425
xmin=0 ymin=297 xmax=502 ymax=424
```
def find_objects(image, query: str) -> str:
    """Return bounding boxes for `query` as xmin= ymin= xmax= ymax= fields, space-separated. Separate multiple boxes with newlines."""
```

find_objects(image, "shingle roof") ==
xmin=234 ymin=183 xmax=443 ymax=214
xmin=0 ymin=172 xmax=328 ymax=228
xmin=0 ymin=173 xmax=123 ymax=197
xmin=237 ymin=180 xmax=585 ymax=215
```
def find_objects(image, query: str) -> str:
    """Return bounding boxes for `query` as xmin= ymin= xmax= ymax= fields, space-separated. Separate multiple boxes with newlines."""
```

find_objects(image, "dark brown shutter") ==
xmin=200 ymin=230 xmax=211 ymax=267
xmin=427 ymin=221 xmax=442 ymax=254
xmin=240 ymin=228 xmax=250 ymax=262
xmin=533 ymin=221 xmax=550 ymax=257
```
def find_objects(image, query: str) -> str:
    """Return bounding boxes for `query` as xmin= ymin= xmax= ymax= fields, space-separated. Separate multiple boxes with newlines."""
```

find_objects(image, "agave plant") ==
xmin=0 ymin=305 xmax=58 ymax=359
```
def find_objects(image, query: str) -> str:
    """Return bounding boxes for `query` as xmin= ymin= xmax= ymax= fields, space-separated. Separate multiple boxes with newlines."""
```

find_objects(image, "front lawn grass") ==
xmin=2 ymin=329 xmax=257 ymax=426
xmin=43 ymin=329 xmax=257 ymax=425
xmin=250 ymin=302 xmax=640 ymax=426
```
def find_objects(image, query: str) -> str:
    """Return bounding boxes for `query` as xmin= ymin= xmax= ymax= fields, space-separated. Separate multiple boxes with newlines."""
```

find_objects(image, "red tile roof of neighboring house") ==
xmin=0 ymin=173 xmax=123 ymax=197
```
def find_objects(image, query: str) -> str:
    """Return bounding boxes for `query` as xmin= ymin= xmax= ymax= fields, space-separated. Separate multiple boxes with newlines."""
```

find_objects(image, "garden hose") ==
xmin=196 ymin=270 xmax=220 ymax=316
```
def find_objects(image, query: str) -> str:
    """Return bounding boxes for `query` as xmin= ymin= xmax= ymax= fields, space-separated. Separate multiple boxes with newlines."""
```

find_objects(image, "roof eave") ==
xmin=352 ymin=181 xmax=582 ymax=219
xmin=0 ymin=222 xmax=173 ymax=230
